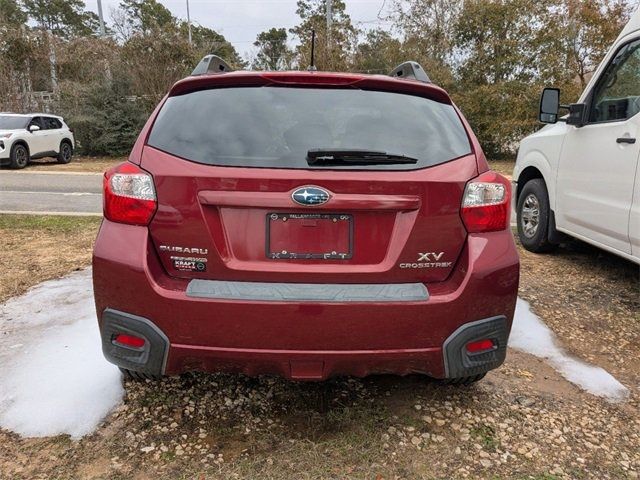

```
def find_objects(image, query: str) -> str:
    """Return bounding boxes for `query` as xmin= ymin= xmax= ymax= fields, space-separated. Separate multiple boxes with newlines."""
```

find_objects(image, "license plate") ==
xmin=266 ymin=213 xmax=353 ymax=260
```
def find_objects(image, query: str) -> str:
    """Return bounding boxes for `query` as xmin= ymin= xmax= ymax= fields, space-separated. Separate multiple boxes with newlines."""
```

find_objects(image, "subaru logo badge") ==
xmin=291 ymin=186 xmax=330 ymax=206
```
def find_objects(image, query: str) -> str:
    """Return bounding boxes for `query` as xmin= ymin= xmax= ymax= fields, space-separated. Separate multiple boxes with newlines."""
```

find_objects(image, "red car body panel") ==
xmin=94 ymin=69 xmax=519 ymax=381
xmin=142 ymin=148 xmax=476 ymax=284
xmin=93 ymin=221 xmax=518 ymax=380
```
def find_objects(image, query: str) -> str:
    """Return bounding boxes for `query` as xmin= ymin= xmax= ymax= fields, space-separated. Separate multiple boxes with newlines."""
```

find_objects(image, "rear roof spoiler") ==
xmin=191 ymin=55 xmax=233 ymax=76
xmin=389 ymin=62 xmax=431 ymax=83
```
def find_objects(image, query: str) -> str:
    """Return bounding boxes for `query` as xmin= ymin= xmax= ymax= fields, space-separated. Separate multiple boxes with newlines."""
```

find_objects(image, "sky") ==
xmin=84 ymin=0 xmax=394 ymax=58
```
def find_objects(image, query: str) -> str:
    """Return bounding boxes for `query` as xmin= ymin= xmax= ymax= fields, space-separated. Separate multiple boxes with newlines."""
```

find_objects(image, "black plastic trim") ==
xmin=30 ymin=150 xmax=58 ymax=160
xmin=100 ymin=309 xmax=169 ymax=376
xmin=442 ymin=316 xmax=508 ymax=379
xmin=548 ymin=209 xmax=568 ymax=244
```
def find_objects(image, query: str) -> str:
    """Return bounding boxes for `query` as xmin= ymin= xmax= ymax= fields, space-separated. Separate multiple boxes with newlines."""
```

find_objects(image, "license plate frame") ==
xmin=266 ymin=212 xmax=353 ymax=260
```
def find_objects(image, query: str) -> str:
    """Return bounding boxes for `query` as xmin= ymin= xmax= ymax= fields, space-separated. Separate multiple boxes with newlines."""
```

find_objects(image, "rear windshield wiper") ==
xmin=307 ymin=149 xmax=419 ymax=166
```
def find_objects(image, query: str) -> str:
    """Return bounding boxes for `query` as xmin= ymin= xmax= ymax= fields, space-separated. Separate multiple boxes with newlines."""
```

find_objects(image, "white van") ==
xmin=514 ymin=10 xmax=640 ymax=264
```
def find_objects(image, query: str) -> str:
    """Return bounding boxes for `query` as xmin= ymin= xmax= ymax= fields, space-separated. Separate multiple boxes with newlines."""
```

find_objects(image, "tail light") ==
xmin=461 ymin=171 xmax=510 ymax=233
xmin=103 ymin=162 xmax=157 ymax=225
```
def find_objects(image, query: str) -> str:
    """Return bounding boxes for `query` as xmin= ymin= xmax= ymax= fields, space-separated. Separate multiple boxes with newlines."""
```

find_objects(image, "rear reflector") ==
xmin=113 ymin=333 xmax=146 ymax=349
xmin=466 ymin=339 xmax=495 ymax=354
xmin=461 ymin=171 xmax=510 ymax=233
xmin=103 ymin=162 xmax=157 ymax=225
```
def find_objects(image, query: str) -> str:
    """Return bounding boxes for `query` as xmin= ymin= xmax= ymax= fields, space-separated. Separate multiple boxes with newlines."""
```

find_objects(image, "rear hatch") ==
xmin=141 ymin=76 xmax=477 ymax=284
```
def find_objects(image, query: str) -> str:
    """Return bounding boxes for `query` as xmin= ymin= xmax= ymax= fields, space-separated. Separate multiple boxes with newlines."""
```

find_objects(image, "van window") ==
xmin=147 ymin=87 xmax=472 ymax=170
xmin=590 ymin=39 xmax=640 ymax=123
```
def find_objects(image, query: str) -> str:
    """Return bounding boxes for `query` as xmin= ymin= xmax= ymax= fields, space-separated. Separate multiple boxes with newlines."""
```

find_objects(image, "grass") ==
xmin=0 ymin=214 xmax=101 ymax=302
xmin=488 ymin=159 xmax=515 ymax=177
xmin=26 ymin=155 xmax=124 ymax=173
xmin=0 ymin=214 xmax=99 ymax=233
xmin=471 ymin=424 xmax=499 ymax=452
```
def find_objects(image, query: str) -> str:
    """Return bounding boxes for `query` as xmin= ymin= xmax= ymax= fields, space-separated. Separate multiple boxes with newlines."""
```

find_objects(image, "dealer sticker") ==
xmin=171 ymin=256 xmax=207 ymax=272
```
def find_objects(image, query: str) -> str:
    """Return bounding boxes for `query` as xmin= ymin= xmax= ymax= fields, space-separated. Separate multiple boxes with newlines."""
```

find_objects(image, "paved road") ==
xmin=0 ymin=170 xmax=102 ymax=215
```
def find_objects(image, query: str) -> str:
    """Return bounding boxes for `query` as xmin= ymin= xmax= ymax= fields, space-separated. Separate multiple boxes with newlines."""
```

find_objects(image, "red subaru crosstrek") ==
xmin=93 ymin=57 xmax=519 ymax=384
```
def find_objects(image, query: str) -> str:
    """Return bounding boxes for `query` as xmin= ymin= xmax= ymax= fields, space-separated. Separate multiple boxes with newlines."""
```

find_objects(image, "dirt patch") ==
xmin=0 ymin=219 xmax=638 ymax=479
xmin=0 ymin=215 xmax=101 ymax=303
xmin=26 ymin=156 xmax=124 ymax=173
xmin=517 ymin=237 xmax=640 ymax=384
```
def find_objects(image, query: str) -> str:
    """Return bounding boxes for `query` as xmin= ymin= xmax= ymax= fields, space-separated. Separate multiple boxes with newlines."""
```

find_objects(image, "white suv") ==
xmin=514 ymin=10 xmax=640 ymax=265
xmin=0 ymin=113 xmax=75 ymax=169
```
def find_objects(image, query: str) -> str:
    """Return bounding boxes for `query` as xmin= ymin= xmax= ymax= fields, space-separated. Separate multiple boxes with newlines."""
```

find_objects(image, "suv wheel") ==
xmin=517 ymin=179 xmax=556 ymax=253
xmin=57 ymin=141 xmax=73 ymax=164
xmin=10 ymin=143 xmax=29 ymax=169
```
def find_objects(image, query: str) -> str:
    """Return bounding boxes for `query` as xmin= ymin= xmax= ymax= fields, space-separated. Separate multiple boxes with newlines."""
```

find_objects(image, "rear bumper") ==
xmin=93 ymin=220 xmax=519 ymax=380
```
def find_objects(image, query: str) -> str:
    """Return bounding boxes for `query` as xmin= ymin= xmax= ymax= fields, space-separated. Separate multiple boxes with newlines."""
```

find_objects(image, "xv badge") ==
xmin=417 ymin=252 xmax=445 ymax=262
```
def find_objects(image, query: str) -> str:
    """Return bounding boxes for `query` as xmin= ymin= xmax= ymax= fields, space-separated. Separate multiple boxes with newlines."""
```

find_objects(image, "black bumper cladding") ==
xmin=442 ymin=316 xmax=508 ymax=379
xmin=101 ymin=309 xmax=169 ymax=376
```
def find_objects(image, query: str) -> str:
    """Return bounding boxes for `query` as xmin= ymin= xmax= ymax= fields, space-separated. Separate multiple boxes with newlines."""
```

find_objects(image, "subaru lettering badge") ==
xmin=291 ymin=186 xmax=330 ymax=206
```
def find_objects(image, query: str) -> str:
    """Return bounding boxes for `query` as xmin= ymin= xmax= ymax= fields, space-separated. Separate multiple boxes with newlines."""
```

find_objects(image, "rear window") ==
xmin=147 ymin=87 xmax=472 ymax=170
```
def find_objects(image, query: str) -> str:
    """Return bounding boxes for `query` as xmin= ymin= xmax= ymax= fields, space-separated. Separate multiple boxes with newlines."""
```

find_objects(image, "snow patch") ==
xmin=0 ymin=269 xmax=123 ymax=439
xmin=510 ymin=298 xmax=629 ymax=402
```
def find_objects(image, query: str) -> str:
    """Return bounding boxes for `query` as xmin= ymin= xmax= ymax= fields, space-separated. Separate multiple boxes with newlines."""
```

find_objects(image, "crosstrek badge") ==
xmin=399 ymin=252 xmax=452 ymax=269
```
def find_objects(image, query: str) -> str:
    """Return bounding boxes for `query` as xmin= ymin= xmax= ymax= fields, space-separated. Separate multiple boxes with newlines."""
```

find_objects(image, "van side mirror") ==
xmin=539 ymin=88 xmax=560 ymax=124
xmin=28 ymin=124 xmax=40 ymax=132
xmin=539 ymin=88 xmax=587 ymax=127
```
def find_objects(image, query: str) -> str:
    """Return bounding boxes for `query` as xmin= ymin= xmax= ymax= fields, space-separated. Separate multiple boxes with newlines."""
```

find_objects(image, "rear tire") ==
xmin=517 ymin=179 xmax=556 ymax=253
xmin=439 ymin=373 xmax=486 ymax=386
xmin=119 ymin=367 xmax=162 ymax=381
xmin=57 ymin=141 xmax=73 ymax=164
xmin=10 ymin=143 xmax=29 ymax=169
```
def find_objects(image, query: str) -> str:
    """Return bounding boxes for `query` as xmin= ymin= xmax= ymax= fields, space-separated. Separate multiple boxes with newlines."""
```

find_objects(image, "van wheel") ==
xmin=119 ymin=367 xmax=162 ymax=381
xmin=10 ymin=143 xmax=29 ymax=169
xmin=57 ymin=141 xmax=73 ymax=164
xmin=439 ymin=373 xmax=486 ymax=386
xmin=517 ymin=179 xmax=556 ymax=253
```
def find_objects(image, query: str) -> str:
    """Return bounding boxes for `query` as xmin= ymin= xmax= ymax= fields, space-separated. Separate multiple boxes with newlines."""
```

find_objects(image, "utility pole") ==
xmin=97 ymin=0 xmax=106 ymax=37
xmin=326 ymin=0 xmax=332 ymax=47
xmin=326 ymin=0 xmax=332 ymax=69
xmin=96 ymin=0 xmax=112 ymax=84
xmin=186 ymin=0 xmax=192 ymax=45
xmin=48 ymin=30 xmax=58 ymax=93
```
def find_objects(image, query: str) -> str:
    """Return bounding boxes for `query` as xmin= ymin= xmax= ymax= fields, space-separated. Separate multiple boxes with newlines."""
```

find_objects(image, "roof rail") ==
xmin=389 ymin=62 xmax=431 ymax=83
xmin=191 ymin=55 xmax=233 ymax=76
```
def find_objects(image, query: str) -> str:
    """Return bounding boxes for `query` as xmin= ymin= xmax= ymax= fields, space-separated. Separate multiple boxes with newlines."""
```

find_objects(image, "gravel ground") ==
xmin=0 ymin=235 xmax=638 ymax=480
